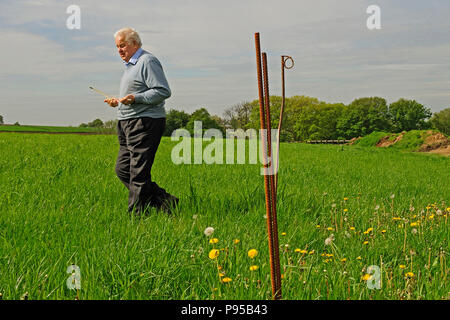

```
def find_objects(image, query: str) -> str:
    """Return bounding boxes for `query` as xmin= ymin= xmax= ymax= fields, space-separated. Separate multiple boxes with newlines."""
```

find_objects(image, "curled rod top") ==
xmin=282 ymin=55 xmax=294 ymax=69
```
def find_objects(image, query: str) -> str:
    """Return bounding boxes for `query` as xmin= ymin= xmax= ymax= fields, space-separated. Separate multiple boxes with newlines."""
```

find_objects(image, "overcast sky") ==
xmin=0 ymin=0 xmax=449 ymax=126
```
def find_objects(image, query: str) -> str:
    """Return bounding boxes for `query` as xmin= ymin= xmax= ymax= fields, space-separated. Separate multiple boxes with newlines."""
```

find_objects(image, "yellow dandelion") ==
xmin=248 ymin=249 xmax=258 ymax=259
xmin=300 ymin=250 xmax=308 ymax=254
xmin=222 ymin=277 xmax=232 ymax=283
xmin=208 ymin=249 xmax=219 ymax=259
xmin=281 ymin=232 xmax=287 ymax=236
xmin=309 ymin=250 xmax=315 ymax=255
xmin=343 ymin=209 xmax=348 ymax=212
xmin=233 ymin=239 xmax=240 ymax=244
xmin=404 ymin=272 xmax=415 ymax=279
xmin=294 ymin=248 xmax=301 ymax=253
xmin=410 ymin=222 xmax=419 ymax=227
xmin=219 ymin=272 xmax=225 ymax=277
xmin=356 ymin=256 xmax=362 ymax=260
xmin=350 ymin=227 xmax=355 ymax=231
xmin=341 ymin=258 xmax=347 ymax=262
xmin=344 ymin=197 xmax=348 ymax=201
xmin=393 ymin=217 xmax=401 ymax=221
xmin=381 ymin=229 xmax=387 ymax=234
xmin=362 ymin=274 xmax=371 ymax=281
xmin=326 ymin=253 xmax=334 ymax=258
xmin=209 ymin=238 xmax=219 ymax=244
xmin=316 ymin=225 xmax=321 ymax=228
xmin=249 ymin=265 xmax=259 ymax=271
xmin=363 ymin=241 xmax=369 ymax=245
xmin=327 ymin=227 xmax=333 ymax=231
xmin=399 ymin=265 xmax=406 ymax=269
xmin=428 ymin=214 xmax=434 ymax=220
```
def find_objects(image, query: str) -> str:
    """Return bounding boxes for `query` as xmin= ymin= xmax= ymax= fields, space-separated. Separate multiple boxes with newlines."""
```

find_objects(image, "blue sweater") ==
xmin=117 ymin=49 xmax=171 ymax=120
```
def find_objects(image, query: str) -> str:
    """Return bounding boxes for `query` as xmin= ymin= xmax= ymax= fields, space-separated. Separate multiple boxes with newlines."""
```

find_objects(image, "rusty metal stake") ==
xmin=275 ymin=55 xmax=294 ymax=192
xmin=254 ymin=32 xmax=282 ymax=300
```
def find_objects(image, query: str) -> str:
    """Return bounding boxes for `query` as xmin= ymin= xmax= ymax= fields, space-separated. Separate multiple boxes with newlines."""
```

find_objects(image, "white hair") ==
xmin=114 ymin=27 xmax=142 ymax=47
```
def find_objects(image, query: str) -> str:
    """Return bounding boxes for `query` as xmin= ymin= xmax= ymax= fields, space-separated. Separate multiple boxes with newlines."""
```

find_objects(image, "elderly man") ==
xmin=105 ymin=27 xmax=178 ymax=215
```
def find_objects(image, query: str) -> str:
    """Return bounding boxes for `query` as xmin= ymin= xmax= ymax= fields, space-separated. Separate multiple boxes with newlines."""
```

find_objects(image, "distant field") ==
xmin=0 ymin=124 xmax=112 ymax=134
xmin=0 ymin=132 xmax=448 ymax=300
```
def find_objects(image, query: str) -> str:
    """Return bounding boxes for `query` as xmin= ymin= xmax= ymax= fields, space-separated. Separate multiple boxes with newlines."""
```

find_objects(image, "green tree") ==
xmin=248 ymin=95 xmax=321 ymax=141
xmin=336 ymin=97 xmax=391 ymax=139
xmin=389 ymin=99 xmax=432 ymax=132
xmin=294 ymin=102 xmax=345 ymax=141
xmin=223 ymin=101 xmax=253 ymax=130
xmin=103 ymin=119 xmax=118 ymax=130
xmin=430 ymin=107 xmax=450 ymax=136
xmin=88 ymin=118 xmax=104 ymax=128
xmin=164 ymin=109 xmax=190 ymax=136
xmin=0 ymin=115 xmax=3 ymax=124
xmin=186 ymin=108 xmax=224 ymax=134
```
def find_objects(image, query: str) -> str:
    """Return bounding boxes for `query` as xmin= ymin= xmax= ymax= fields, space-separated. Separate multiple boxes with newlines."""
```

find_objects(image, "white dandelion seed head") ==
xmin=437 ymin=209 xmax=442 ymax=215
xmin=411 ymin=228 xmax=418 ymax=235
xmin=390 ymin=194 xmax=395 ymax=199
xmin=204 ymin=227 xmax=214 ymax=237
xmin=331 ymin=203 xmax=337 ymax=208
xmin=375 ymin=205 xmax=380 ymax=211
xmin=409 ymin=206 xmax=415 ymax=212
xmin=325 ymin=234 xmax=335 ymax=246
xmin=193 ymin=214 xmax=198 ymax=219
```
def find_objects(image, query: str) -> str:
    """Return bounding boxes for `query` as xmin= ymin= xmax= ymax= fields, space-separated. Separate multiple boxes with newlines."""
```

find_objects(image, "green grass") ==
xmin=353 ymin=131 xmax=391 ymax=147
xmin=389 ymin=130 xmax=428 ymax=151
xmin=0 ymin=133 xmax=448 ymax=300
xmin=0 ymin=124 xmax=113 ymax=134
xmin=353 ymin=130 xmax=446 ymax=152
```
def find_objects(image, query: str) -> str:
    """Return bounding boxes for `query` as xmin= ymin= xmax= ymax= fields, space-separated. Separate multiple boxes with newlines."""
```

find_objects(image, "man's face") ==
xmin=115 ymin=36 xmax=139 ymax=62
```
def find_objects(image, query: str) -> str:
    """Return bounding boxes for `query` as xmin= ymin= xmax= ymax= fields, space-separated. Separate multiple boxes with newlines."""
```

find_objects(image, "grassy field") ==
xmin=0 ymin=132 xmax=448 ymax=300
xmin=0 ymin=124 xmax=112 ymax=134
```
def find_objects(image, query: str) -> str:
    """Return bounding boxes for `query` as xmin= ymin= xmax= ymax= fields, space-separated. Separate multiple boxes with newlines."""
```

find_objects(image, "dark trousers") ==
xmin=115 ymin=117 xmax=169 ymax=213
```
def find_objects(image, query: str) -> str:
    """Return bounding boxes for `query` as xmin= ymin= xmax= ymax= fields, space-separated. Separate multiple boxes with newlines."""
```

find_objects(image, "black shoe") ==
xmin=159 ymin=194 xmax=179 ymax=215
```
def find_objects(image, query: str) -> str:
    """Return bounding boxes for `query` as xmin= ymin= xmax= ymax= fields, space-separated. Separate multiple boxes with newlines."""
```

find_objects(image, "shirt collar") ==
xmin=124 ymin=48 xmax=143 ymax=66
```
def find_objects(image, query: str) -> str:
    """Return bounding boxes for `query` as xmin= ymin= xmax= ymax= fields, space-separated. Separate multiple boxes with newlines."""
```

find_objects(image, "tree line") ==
xmin=3 ymin=95 xmax=443 ymax=139
xmin=163 ymin=96 xmax=449 ymax=141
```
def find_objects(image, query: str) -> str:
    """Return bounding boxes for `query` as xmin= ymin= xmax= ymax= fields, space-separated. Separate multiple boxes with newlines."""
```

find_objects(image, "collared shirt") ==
xmin=123 ymin=47 xmax=144 ymax=67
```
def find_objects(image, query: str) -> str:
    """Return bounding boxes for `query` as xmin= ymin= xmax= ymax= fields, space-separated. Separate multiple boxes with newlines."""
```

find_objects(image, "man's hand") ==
xmin=104 ymin=98 xmax=119 ymax=108
xmin=120 ymin=94 xmax=135 ymax=105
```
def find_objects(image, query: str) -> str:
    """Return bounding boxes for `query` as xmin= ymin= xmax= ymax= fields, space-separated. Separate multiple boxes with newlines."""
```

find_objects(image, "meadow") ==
xmin=0 ymin=132 xmax=448 ymax=300
xmin=0 ymin=124 xmax=102 ymax=134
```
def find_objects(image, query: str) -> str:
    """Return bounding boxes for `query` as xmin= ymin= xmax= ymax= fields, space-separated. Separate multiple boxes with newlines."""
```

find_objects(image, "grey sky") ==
xmin=0 ymin=0 xmax=449 ymax=125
